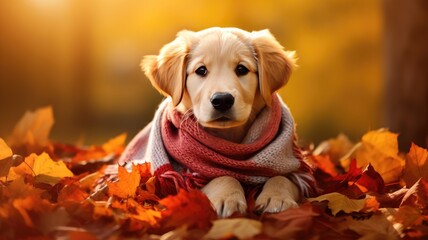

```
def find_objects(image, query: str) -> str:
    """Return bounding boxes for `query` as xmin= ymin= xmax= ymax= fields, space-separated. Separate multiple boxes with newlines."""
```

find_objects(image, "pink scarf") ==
xmin=119 ymin=94 xmax=316 ymax=197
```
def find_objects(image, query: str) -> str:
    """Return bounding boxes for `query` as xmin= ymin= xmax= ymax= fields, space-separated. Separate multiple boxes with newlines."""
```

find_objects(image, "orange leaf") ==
xmin=340 ymin=129 xmax=404 ymax=183
xmin=101 ymin=133 xmax=127 ymax=154
xmin=0 ymin=138 xmax=12 ymax=160
xmin=108 ymin=165 xmax=141 ymax=198
xmin=313 ymin=133 xmax=355 ymax=164
xmin=8 ymin=106 xmax=54 ymax=152
xmin=58 ymin=184 xmax=89 ymax=203
xmin=159 ymin=189 xmax=217 ymax=231
xmin=311 ymin=155 xmax=338 ymax=177
xmin=0 ymin=138 xmax=13 ymax=177
xmin=403 ymin=143 xmax=428 ymax=187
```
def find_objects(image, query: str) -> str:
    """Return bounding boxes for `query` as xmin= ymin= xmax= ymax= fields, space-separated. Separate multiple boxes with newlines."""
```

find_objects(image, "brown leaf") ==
xmin=108 ymin=164 xmax=141 ymax=198
xmin=263 ymin=203 xmax=319 ymax=239
xmin=403 ymin=143 xmax=428 ymax=187
xmin=308 ymin=192 xmax=377 ymax=216
xmin=341 ymin=212 xmax=400 ymax=239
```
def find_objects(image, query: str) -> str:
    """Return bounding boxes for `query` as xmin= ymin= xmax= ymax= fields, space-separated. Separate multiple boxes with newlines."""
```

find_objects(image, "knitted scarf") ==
xmin=119 ymin=94 xmax=316 ymax=197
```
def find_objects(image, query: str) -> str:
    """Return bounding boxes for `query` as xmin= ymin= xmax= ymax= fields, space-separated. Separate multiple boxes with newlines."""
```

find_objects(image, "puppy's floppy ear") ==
xmin=251 ymin=29 xmax=297 ymax=106
xmin=141 ymin=30 xmax=194 ymax=106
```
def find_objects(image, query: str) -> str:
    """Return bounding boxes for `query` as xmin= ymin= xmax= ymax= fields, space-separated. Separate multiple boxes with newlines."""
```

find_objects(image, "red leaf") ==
xmin=159 ymin=189 xmax=217 ymax=231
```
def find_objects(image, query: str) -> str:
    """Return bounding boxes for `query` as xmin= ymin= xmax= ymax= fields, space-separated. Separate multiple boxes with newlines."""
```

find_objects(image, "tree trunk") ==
xmin=384 ymin=0 xmax=428 ymax=150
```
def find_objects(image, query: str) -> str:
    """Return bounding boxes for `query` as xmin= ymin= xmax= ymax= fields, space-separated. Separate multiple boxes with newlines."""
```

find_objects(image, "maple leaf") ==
xmin=308 ymin=192 xmax=377 ymax=216
xmin=7 ymin=106 xmax=54 ymax=154
xmin=159 ymin=189 xmax=217 ymax=231
xmin=204 ymin=218 xmax=262 ymax=239
xmin=403 ymin=143 xmax=428 ymax=187
xmin=108 ymin=164 xmax=141 ymax=198
xmin=6 ymin=153 xmax=73 ymax=185
xmin=340 ymin=129 xmax=404 ymax=183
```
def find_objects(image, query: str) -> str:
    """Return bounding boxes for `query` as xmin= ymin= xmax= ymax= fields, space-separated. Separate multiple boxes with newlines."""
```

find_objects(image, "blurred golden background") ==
xmin=0 ymin=0 xmax=426 ymax=148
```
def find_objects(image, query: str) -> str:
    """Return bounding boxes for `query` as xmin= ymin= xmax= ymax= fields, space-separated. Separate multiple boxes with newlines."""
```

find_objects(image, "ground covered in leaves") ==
xmin=1 ymin=106 xmax=427 ymax=239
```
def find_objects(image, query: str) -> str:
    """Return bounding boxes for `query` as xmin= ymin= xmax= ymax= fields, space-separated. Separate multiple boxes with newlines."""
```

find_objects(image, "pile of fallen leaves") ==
xmin=1 ymin=106 xmax=427 ymax=239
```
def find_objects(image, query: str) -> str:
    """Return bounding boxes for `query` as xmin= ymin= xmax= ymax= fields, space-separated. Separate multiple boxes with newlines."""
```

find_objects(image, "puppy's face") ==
xmin=185 ymin=31 xmax=258 ymax=128
xmin=142 ymin=27 xmax=295 ymax=129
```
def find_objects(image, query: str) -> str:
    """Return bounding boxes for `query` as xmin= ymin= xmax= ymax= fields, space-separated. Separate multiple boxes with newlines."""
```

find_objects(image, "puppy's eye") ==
xmin=195 ymin=66 xmax=208 ymax=77
xmin=235 ymin=64 xmax=249 ymax=76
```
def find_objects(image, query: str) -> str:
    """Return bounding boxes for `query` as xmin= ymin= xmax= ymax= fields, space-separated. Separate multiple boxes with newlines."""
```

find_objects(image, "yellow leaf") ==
xmin=0 ymin=138 xmax=12 ymax=160
xmin=8 ymin=106 xmax=54 ymax=148
xmin=8 ymin=153 xmax=74 ymax=185
xmin=32 ymin=153 xmax=73 ymax=185
xmin=0 ymin=138 xmax=13 ymax=177
xmin=204 ymin=218 xmax=262 ymax=239
xmin=308 ymin=192 xmax=368 ymax=216
xmin=340 ymin=129 xmax=404 ymax=183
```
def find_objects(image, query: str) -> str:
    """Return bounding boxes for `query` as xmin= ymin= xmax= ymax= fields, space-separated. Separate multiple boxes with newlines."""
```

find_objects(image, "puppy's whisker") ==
xmin=180 ymin=108 xmax=194 ymax=128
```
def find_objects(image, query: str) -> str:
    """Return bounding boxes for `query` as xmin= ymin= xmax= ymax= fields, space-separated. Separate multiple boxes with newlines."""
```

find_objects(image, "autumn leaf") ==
xmin=159 ymin=189 xmax=217 ymax=231
xmin=401 ymin=178 xmax=428 ymax=209
xmin=308 ymin=192 xmax=377 ymax=216
xmin=101 ymin=133 xmax=127 ymax=154
xmin=7 ymin=106 xmax=54 ymax=154
xmin=313 ymin=133 xmax=355 ymax=164
xmin=6 ymin=153 xmax=73 ymax=185
xmin=403 ymin=143 xmax=428 ymax=187
xmin=340 ymin=212 xmax=400 ymax=239
xmin=108 ymin=164 xmax=141 ymax=198
xmin=0 ymin=138 xmax=13 ymax=177
xmin=204 ymin=218 xmax=262 ymax=239
xmin=32 ymin=153 xmax=74 ymax=185
xmin=262 ymin=203 xmax=319 ymax=239
xmin=341 ymin=129 xmax=404 ymax=183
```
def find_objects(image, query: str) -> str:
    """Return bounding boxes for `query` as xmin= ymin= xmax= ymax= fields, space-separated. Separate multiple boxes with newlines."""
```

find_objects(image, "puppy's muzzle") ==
xmin=210 ymin=92 xmax=235 ymax=112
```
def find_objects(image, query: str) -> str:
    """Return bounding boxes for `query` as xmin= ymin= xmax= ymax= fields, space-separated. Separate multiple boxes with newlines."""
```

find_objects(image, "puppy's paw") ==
xmin=201 ymin=176 xmax=247 ymax=218
xmin=255 ymin=193 xmax=298 ymax=213
xmin=210 ymin=191 xmax=247 ymax=218
xmin=255 ymin=176 xmax=300 ymax=214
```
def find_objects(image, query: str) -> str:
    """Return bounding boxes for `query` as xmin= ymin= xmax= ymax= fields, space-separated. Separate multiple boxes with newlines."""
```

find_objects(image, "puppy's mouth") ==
xmin=199 ymin=115 xmax=245 ymax=129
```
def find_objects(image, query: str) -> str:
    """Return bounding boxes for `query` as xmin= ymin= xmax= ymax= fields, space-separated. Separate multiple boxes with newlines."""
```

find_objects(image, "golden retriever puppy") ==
xmin=121 ymin=27 xmax=315 ymax=218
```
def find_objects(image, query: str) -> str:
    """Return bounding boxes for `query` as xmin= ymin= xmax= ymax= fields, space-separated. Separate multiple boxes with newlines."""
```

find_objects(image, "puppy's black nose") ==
xmin=210 ymin=92 xmax=235 ymax=112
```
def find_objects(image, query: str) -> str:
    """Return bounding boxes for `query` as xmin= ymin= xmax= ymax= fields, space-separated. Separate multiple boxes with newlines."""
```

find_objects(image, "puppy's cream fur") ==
xmin=142 ymin=27 xmax=299 ymax=217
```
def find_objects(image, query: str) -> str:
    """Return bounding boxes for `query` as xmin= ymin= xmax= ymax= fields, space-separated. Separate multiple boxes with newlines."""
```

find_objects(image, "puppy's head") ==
xmin=142 ymin=27 xmax=296 ymax=129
